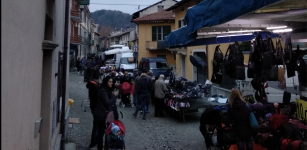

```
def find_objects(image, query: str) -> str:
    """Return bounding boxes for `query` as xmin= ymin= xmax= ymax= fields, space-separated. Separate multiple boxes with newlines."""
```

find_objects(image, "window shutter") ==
xmin=152 ymin=26 xmax=157 ymax=41
xmin=164 ymin=26 xmax=171 ymax=37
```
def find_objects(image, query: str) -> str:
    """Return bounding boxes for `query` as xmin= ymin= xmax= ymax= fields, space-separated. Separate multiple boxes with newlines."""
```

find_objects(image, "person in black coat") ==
xmin=86 ymin=73 xmax=100 ymax=114
xmin=86 ymin=73 xmax=100 ymax=148
xmin=132 ymin=73 xmax=150 ymax=120
xmin=89 ymin=76 xmax=118 ymax=150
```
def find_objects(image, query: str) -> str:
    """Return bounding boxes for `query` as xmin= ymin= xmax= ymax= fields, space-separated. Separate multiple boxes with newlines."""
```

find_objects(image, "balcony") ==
xmin=71 ymin=10 xmax=82 ymax=23
xmin=70 ymin=34 xmax=82 ymax=44
xmin=146 ymin=41 xmax=166 ymax=50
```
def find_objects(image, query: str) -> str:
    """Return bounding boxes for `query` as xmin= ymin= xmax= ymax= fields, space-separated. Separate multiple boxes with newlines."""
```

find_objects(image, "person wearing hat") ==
xmin=106 ymin=123 xmax=125 ymax=150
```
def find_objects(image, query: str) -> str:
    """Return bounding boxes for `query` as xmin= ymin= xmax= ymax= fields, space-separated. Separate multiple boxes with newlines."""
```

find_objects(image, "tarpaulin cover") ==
xmin=165 ymin=0 xmax=281 ymax=47
xmin=184 ymin=0 xmax=281 ymax=34
xmin=190 ymin=55 xmax=207 ymax=68
xmin=164 ymin=26 xmax=196 ymax=47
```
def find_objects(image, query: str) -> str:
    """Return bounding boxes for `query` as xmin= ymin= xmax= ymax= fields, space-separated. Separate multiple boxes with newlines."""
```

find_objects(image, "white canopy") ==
xmin=104 ymin=48 xmax=132 ymax=55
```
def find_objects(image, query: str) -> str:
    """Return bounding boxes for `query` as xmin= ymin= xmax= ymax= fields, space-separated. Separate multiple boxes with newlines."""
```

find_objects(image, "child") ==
xmin=106 ymin=123 xmax=125 ymax=150
xmin=130 ymin=79 xmax=136 ymax=108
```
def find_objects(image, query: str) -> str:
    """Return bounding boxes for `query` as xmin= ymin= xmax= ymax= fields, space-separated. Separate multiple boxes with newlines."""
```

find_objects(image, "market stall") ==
xmin=163 ymin=0 xmax=307 ymax=149
xmin=164 ymin=77 xmax=229 ymax=122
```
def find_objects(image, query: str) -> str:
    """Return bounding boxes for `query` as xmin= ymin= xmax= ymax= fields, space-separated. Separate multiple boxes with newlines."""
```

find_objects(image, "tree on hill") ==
xmin=91 ymin=9 xmax=136 ymax=32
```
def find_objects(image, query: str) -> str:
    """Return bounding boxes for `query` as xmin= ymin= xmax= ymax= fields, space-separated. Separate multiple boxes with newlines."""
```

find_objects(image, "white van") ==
xmin=109 ymin=45 xmax=127 ymax=50
xmin=118 ymin=52 xmax=137 ymax=72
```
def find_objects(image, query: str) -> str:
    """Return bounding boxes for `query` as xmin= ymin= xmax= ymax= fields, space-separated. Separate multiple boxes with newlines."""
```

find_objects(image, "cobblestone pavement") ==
xmin=68 ymin=72 xmax=206 ymax=150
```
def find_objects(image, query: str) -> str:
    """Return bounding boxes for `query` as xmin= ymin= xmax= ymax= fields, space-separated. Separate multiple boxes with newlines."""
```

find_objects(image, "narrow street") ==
xmin=68 ymin=71 xmax=206 ymax=150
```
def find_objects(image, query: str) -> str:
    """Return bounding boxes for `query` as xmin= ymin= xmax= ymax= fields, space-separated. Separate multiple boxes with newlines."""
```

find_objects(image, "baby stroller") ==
xmin=119 ymin=82 xmax=131 ymax=108
xmin=199 ymin=107 xmax=236 ymax=150
xmin=105 ymin=120 xmax=125 ymax=150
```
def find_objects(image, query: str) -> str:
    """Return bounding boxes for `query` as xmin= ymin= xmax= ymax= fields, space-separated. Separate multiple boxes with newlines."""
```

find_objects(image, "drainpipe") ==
xmin=60 ymin=0 xmax=69 ymax=149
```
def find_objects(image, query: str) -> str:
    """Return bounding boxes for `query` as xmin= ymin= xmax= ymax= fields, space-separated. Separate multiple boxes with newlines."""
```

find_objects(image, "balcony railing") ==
xmin=70 ymin=34 xmax=82 ymax=44
xmin=146 ymin=40 xmax=166 ymax=50
xmin=70 ymin=10 xmax=82 ymax=23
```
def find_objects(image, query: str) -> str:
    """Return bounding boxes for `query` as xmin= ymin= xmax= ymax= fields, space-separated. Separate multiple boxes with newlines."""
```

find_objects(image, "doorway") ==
xmin=192 ymin=50 xmax=208 ymax=84
xmin=181 ymin=54 xmax=186 ymax=78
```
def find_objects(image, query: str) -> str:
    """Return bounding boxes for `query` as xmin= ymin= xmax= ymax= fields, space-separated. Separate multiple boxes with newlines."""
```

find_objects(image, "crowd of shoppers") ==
xmin=85 ymin=66 xmax=282 ymax=150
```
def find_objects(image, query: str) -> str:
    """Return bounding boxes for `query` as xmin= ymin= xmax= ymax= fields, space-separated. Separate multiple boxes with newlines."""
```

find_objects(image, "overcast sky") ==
xmin=89 ymin=0 xmax=179 ymax=14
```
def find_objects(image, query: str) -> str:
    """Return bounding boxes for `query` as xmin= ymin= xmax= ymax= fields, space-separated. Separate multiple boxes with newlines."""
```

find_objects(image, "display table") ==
xmin=166 ymin=97 xmax=228 ymax=122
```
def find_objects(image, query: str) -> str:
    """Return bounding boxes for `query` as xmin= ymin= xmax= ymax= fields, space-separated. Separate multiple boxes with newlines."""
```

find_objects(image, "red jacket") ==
xmin=130 ymin=83 xmax=135 ymax=95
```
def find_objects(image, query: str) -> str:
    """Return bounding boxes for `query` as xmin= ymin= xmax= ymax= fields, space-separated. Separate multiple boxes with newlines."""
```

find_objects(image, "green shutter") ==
xmin=152 ymin=26 xmax=157 ymax=41
xmin=163 ymin=26 xmax=171 ymax=40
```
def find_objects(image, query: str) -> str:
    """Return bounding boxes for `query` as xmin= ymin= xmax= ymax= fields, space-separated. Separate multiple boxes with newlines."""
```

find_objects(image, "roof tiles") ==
xmin=132 ymin=10 xmax=175 ymax=23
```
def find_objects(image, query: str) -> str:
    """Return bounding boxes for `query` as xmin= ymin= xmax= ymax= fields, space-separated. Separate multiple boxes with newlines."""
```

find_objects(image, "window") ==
xmin=178 ymin=19 xmax=186 ymax=28
xmin=120 ymin=58 xmax=134 ymax=64
xmin=157 ymin=55 xmax=166 ymax=59
xmin=180 ymin=7 xmax=185 ymax=12
xmin=150 ymin=62 xmax=169 ymax=69
xmin=158 ymin=5 xmax=164 ymax=11
xmin=152 ymin=26 xmax=171 ymax=41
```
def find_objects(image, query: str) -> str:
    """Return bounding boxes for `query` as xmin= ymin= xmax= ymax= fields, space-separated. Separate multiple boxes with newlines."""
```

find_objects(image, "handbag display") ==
xmin=213 ymin=45 xmax=224 ymax=64
xmin=283 ymin=91 xmax=291 ymax=105
xmin=246 ymin=103 xmax=258 ymax=127
xmin=269 ymin=109 xmax=289 ymax=131
xmin=233 ymin=42 xmax=246 ymax=80
xmin=211 ymin=71 xmax=223 ymax=84
xmin=247 ymin=40 xmax=255 ymax=78
xmin=284 ymin=35 xmax=292 ymax=64
xmin=224 ymin=45 xmax=234 ymax=77
xmin=255 ymin=35 xmax=272 ymax=70
xmin=277 ymin=39 xmax=286 ymax=82
xmin=265 ymin=65 xmax=278 ymax=81
xmin=235 ymin=66 xmax=246 ymax=80
xmin=297 ymin=48 xmax=307 ymax=86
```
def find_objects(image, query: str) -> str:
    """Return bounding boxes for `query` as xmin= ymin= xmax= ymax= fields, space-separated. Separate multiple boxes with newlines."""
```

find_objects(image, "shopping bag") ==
xmin=269 ymin=109 xmax=289 ymax=131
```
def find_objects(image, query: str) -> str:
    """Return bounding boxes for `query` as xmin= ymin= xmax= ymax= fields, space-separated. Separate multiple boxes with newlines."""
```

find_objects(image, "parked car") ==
xmin=138 ymin=57 xmax=171 ymax=79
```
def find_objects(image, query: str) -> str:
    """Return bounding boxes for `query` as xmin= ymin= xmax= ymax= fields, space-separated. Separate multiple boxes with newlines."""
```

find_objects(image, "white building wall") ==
xmin=2 ymin=0 xmax=45 ymax=149
xmin=2 ymin=0 xmax=69 ymax=149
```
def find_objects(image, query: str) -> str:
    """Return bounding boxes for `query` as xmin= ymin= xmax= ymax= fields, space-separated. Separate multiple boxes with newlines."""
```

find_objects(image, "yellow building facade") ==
xmin=133 ymin=10 xmax=176 ymax=68
xmin=138 ymin=23 xmax=176 ymax=66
